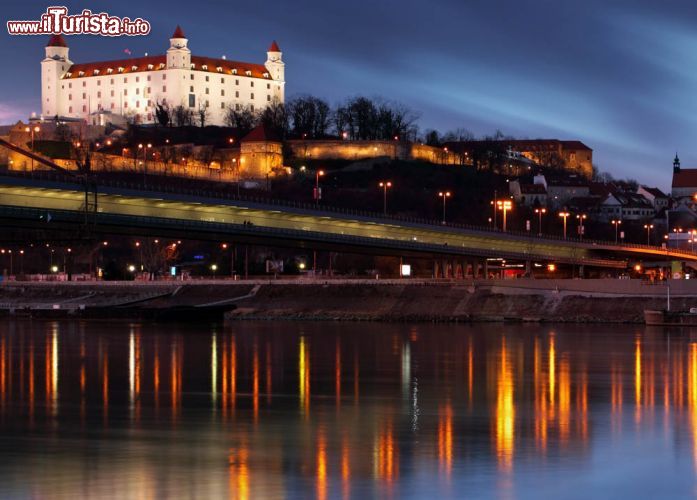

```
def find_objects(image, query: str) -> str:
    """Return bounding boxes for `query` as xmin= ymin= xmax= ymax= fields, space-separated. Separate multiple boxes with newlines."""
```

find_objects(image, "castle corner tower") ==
xmin=41 ymin=34 xmax=71 ymax=117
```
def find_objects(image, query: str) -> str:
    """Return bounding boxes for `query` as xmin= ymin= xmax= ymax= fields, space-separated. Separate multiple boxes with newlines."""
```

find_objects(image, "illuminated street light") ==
xmin=128 ymin=264 xmax=136 ymax=273
xmin=559 ymin=211 xmax=571 ymax=239
xmin=534 ymin=207 xmax=547 ymax=236
xmin=611 ymin=219 xmax=622 ymax=244
xmin=378 ymin=181 xmax=392 ymax=215
xmin=576 ymin=213 xmax=587 ymax=240
xmin=314 ymin=169 xmax=325 ymax=205
xmin=643 ymin=224 xmax=654 ymax=246
xmin=497 ymin=199 xmax=512 ymax=232
xmin=438 ymin=191 xmax=452 ymax=224
xmin=25 ymin=125 xmax=40 ymax=171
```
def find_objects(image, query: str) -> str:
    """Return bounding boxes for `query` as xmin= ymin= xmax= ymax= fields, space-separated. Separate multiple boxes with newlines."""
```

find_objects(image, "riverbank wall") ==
xmin=0 ymin=279 xmax=688 ymax=323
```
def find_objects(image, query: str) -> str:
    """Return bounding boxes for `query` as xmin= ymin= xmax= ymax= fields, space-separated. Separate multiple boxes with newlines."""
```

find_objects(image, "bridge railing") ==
xmin=1 ymin=169 xmax=694 ymax=258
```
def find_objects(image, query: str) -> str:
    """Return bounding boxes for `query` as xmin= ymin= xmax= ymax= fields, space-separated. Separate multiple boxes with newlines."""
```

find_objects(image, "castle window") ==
xmin=82 ymin=81 xmax=86 ymax=87
xmin=68 ymin=94 xmax=72 ymax=100
xmin=131 ymin=66 xmax=137 ymax=71
xmin=124 ymin=102 xmax=128 ymax=108
xmin=189 ymin=85 xmax=194 ymax=92
xmin=235 ymin=79 xmax=239 ymax=85
xmin=94 ymin=70 xmax=99 ymax=75
xmin=97 ymin=80 xmax=101 ymax=86
xmin=162 ymin=85 xmax=167 ymax=92
xmin=107 ymin=68 xmax=113 ymax=74
xmin=205 ymin=100 xmax=209 ymax=107
xmin=232 ymin=69 xmax=237 ymax=75
xmin=251 ymin=93 xmax=254 ymax=99
xmin=68 ymin=83 xmax=72 ymax=88
xmin=205 ymin=88 xmax=209 ymax=94
xmin=124 ymin=89 xmax=128 ymax=96
xmin=110 ymin=78 xmax=114 ymax=84
xmin=267 ymin=83 xmax=271 ymax=89
xmin=267 ymin=95 xmax=271 ymax=102
xmin=124 ymin=77 xmax=127 ymax=83
xmin=136 ymin=88 xmax=139 ymax=95
xmin=216 ymin=67 xmax=222 ymax=73
xmin=250 ymin=81 xmax=254 ymax=87
xmin=250 ymin=104 xmax=254 ymax=112
xmin=263 ymin=72 xmax=269 ymax=78
xmin=147 ymin=87 xmax=151 ymax=94
xmin=110 ymin=90 xmax=114 ymax=97
xmin=221 ymin=89 xmax=225 ymax=96
xmin=97 ymin=91 xmax=101 ymax=98
xmin=78 ymin=71 xmax=84 ymax=76
xmin=82 ymin=92 xmax=86 ymax=99
xmin=162 ymin=74 xmax=166 ymax=80
xmin=191 ymin=64 xmax=196 ymax=69
xmin=66 ymin=74 xmax=72 ymax=79
xmin=136 ymin=76 xmax=140 ymax=83
xmin=220 ymin=102 xmax=225 ymax=109
xmin=69 ymin=106 xmax=72 ymax=113
xmin=147 ymin=75 xmax=151 ymax=81
xmin=82 ymin=105 xmax=86 ymax=112
xmin=147 ymin=100 xmax=152 ymax=107
xmin=189 ymin=94 xmax=195 ymax=108
xmin=235 ymin=91 xmax=239 ymax=98
xmin=118 ymin=67 xmax=124 ymax=73
xmin=235 ymin=104 xmax=240 ymax=110
xmin=111 ymin=103 xmax=114 ymax=109
xmin=147 ymin=65 xmax=153 ymax=70
xmin=205 ymin=75 xmax=209 ymax=82
xmin=136 ymin=101 xmax=140 ymax=108
xmin=245 ymin=70 xmax=251 ymax=76
xmin=202 ymin=65 xmax=208 ymax=71
xmin=190 ymin=74 xmax=194 ymax=80
xmin=221 ymin=78 xmax=225 ymax=84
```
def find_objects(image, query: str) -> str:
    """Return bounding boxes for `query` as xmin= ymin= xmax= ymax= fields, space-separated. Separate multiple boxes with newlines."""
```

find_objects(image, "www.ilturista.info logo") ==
xmin=7 ymin=6 xmax=151 ymax=37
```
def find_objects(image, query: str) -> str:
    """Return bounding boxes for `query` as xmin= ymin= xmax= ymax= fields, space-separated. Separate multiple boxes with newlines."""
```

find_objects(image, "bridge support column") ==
xmin=525 ymin=260 xmax=532 ymax=277
xmin=579 ymin=264 xmax=585 ymax=278
xmin=433 ymin=260 xmax=440 ymax=279
xmin=483 ymin=259 xmax=489 ymax=279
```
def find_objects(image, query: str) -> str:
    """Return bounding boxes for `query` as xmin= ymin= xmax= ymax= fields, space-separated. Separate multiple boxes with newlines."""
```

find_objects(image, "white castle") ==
xmin=41 ymin=26 xmax=285 ymax=126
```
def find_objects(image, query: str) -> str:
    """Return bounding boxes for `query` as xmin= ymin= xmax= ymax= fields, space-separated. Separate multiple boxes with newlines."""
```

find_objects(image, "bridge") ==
xmin=0 ymin=173 xmax=694 ymax=272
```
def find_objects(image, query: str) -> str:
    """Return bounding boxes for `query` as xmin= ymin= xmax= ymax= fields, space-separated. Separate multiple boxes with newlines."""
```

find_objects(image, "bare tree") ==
xmin=197 ymin=97 xmax=210 ymax=128
xmin=155 ymin=100 xmax=171 ymax=127
xmin=224 ymin=104 xmax=259 ymax=136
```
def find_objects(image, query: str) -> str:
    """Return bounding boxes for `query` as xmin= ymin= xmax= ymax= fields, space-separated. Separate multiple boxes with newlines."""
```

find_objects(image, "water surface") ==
xmin=0 ymin=320 xmax=694 ymax=498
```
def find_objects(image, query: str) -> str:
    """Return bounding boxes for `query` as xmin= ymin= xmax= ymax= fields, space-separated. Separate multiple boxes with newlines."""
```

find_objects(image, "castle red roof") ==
xmin=242 ymin=124 xmax=281 ymax=143
xmin=63 ymin=54 xmax=271 ymax=80
xmin=268 ymin=40 xmax=281 ymax=52
xmin=172 ymin=25 xmax=186 ymax=38
xmin=47 ymin=34 xmax=67 ymax=47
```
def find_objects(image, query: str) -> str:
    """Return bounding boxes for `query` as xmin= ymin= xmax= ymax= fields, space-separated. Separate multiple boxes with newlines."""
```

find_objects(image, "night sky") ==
xmin=2 ymin=0 xmax=696 ymax=189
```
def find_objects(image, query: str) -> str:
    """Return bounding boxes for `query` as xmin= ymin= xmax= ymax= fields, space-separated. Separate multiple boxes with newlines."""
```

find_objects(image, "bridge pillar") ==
xmin=483 ymin=259 xmax=489 ymax=279
xmin=433 ymin=260 xmax=440 ymax=279
xmin=579 ymin=265 xmax=585 ymax=278
xmin=525 ymin=260 xmax=531 ymax=277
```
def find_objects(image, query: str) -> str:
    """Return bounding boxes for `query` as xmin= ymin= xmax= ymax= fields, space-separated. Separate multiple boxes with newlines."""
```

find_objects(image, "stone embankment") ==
xmin=0 ymin=279 xmax=691 ymax=323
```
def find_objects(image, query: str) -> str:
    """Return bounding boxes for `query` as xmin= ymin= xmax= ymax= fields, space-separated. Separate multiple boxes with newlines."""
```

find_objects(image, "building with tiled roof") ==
xmin=41 ymin=26 xmax=285 ymax=126
xmin=671 ymin=155 xmax=697 ymax=200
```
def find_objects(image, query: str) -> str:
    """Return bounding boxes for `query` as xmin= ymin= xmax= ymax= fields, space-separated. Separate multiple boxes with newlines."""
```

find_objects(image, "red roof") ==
xmin=172 ymin=25 xmax=186 ymax=38
xmin=242 ymin=124 xmax=281 ymax=143
xmin=63 ymin=54 xmax=271 ymax=80
xmin=268 ymin=40 xmax=281 ymax=52
xmin=672 ymin=169 xmax=697 ymax=188
xmin=47 ymin=34 xmax=67 ymax=47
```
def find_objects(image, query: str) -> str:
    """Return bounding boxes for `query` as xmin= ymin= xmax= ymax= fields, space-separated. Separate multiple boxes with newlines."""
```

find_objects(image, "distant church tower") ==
xmin=41 ymin=34 xmax=71 ymax=117
xmin=265 ymin=41 xmax=285 ymax=102
xmin=674 ymin=153 xmax=681 ymax=173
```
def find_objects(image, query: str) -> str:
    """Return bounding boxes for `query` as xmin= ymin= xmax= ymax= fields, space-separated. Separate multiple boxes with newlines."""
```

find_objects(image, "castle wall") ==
xmin=286 ymin=140 xmax=465 ymax=165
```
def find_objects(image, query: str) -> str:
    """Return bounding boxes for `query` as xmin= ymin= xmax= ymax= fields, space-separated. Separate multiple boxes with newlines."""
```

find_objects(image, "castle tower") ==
xmin=166 ymin=25 xmax=191 ymax=69
xmin=266 ymin=41 xmax=284 ymax=82
xmin=41 ymin=34 xmax=71 ymax=117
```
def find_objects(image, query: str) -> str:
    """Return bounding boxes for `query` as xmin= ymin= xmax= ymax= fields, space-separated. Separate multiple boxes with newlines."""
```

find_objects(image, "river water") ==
xmin=0 ymin=320 xmax=694 ymax=499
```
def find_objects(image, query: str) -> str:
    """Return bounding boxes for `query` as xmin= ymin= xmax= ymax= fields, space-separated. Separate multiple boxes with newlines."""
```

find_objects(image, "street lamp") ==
xmin=576 ymin=214 xmax=587 ymax=240
xmin=534 ymin=207 xmax=547 ymax=236
xmin=25 ymin=125 xmax=40 ymax=172
xmin=559 ymin=211 xmax=570 ymax=239
xmin=497 ymin=199 xmax=512 ymax=232
xmin=314 ymin=169 xmax=325 ymax=205
xmin=378 ymin=181 xmax=392 ymax=215
xmin=211 ymin=264 xmax=218 ymax=279
xmin=438 ymin=191 xmax=452 ymax=224
xmin=644 ymin=224 xmax=654 ymax=246
xmin=611 ymin=219 xmax=622 ymax=244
